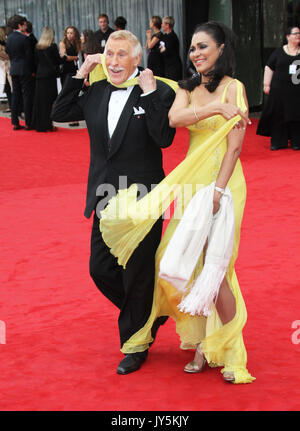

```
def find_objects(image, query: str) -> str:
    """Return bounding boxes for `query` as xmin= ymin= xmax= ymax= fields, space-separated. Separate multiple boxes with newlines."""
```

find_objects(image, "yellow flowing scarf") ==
xmin=89 ymin=53 xmax=179 ymax=93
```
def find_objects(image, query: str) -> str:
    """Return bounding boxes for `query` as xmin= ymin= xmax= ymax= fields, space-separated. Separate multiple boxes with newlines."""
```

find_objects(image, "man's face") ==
xmin=105 ymin=38 xmax=140 ymax=85
xmin=98 ymin=17 xmax=108 ymax=32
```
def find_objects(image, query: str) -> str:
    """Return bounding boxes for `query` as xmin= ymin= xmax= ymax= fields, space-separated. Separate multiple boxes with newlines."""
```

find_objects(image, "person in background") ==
xmin=5 ymin=14 xmax=35 ymax=130
xmin=80 ymin=29 xmax=101 ymax=60
xmin=94 ymin=13 xmax=114 ymax=53
xmin=114 ymin=16 xmax=127 ymax=31
xmin=80 ymin=29 xmax=101 ymax=89
xmin=59 ymin=25 xmax=81 ymax=126
xmin=0 ymin=26 xmax=12 ymax=113
xmin=160 ymin=16 xmax=182 ymax=81
xmin=23 ymin=21 xmax=38 ymax=49
xmin=31 ymin=26 xmax=64 ymax=132
xmin=145 ymin=15 xmax=164 ymax=77
xmin=257 ymin=26 xmax=300 ymax=150
xmin=59 ymin=25 xmax=81 ymax=86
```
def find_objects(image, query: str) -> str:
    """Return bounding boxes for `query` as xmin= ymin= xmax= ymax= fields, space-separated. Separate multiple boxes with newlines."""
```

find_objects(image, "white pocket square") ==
xmin=133 ymin=106 xmax=145 ymax=115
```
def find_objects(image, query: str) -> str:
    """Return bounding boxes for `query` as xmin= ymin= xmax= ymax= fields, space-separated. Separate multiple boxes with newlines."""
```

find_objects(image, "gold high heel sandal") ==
xmin=184 ymin=345 xmax=207 ymax=373
xmin=223 ymin=371 xmax=235 ymax=383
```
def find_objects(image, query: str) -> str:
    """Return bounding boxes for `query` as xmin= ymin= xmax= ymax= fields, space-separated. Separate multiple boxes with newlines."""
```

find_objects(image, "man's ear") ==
xmin=134 ymin=54 xmax=142 ymax=68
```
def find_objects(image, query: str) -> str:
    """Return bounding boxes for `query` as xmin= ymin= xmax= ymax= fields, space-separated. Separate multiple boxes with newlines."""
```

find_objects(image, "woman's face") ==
xmin=149 ymin=19 xmax=153 ymax=29
xmin=80 ymin=32 xmax=85 ymax=44
xmin=287 ymin=27 xmax=300 ymax=44
xmin=189 ymin=31 xmax=224 ymax=75
xmin=66 ymin=28 xmax=75 ymax=41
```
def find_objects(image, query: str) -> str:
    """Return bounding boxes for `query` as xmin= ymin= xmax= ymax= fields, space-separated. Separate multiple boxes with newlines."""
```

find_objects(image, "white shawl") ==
xmin=159 ymin=182 xmax=235 ymax=316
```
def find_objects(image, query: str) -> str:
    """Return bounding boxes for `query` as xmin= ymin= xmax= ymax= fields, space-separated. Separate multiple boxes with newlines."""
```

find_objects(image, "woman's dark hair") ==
xmin=179 ymin=21 xmax=236 ymax=93
xmin=286 ymin=26 xmax=300 ymax=36
xmin=81 ymin=29 xmax=101 ymax=54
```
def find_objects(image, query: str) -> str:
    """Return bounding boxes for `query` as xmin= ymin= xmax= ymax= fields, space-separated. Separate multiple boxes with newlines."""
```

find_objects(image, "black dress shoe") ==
xmin=270 ymin=145 xmax=288 ymax=151
xmin=149 ymin=316 xmax=168 ymax=347
xmin=24 ymin=126 xmax=33 ymax=130
xmin=292 ymin=146 xmax=300 ymax=150
xmin=117 ymin=351 xmax=148 ymax=375
xmin=13 ymin=125 xmax=25 ymax=130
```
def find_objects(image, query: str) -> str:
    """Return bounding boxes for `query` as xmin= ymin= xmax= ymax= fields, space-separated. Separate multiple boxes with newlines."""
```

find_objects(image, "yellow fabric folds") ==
xmin=99 ymin=77 xmax=255 ymax=384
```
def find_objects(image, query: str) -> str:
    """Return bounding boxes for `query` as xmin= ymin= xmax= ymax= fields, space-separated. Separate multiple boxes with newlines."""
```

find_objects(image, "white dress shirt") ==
xmin=107 ymin=68 xmax=155 ymax=138
xmin=107 ymin=68 xmax=139 ymax=138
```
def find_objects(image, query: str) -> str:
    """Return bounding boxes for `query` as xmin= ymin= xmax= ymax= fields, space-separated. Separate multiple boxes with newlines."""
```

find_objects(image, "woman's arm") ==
xmin=147 ymin=36 xmax=160 ymax=50
xmin=59 ymin=41 xmax=66 ymax=57
xmin=168 ymin=87 xmax=249 ymax=128
xmin=59 ymin=41 xmax=77 ymax=62
xmin=213 ymin=81 xmax=248 ymax=214
xmin=263 ymin=65 xmax=274 ymax=95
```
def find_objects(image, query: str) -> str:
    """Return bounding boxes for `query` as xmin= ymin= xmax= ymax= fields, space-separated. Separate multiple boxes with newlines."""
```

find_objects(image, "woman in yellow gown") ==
xmin=100 ymin=22 xmax=255 ymax=384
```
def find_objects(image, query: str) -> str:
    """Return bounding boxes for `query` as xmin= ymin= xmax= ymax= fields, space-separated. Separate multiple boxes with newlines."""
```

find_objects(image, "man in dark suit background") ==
xmin=5 ymin=15 xmax=35 ymax=130
xmin=52 ymin=30 xmax=176 ymax=375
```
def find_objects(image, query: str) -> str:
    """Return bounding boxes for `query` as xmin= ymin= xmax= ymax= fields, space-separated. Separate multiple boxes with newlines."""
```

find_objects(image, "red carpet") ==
xmin=1 ymin=117 xmax=300 ymax=411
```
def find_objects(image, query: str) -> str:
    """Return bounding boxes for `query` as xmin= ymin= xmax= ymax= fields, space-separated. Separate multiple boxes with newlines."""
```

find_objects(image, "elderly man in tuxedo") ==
xmin=52 ymin=30 xmax=176 ymax=374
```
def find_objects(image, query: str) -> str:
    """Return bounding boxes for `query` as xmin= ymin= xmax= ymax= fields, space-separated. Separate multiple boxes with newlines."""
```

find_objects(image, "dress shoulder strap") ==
xmin=221 ymin=79 xmax=247 ymax=112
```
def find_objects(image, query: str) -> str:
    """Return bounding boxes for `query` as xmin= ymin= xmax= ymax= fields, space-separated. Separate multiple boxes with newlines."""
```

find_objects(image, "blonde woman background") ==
xmin=31 ymin=26 xmax=64 ymax=132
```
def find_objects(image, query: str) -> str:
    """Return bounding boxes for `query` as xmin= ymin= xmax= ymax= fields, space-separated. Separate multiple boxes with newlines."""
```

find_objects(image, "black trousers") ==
xmin=89 ymin=210 xmax=163 ymax=350
xmin=4 ymin=77 xmax=12 ymax=109
xmin=271 ymin=121 xmax=300 ymax=149
xmin=11 ymin=74 xmax=34 ymax=127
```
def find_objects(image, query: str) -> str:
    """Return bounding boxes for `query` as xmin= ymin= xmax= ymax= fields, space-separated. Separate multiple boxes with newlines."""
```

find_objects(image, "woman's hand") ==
xmin=219 ymin=103 xmax=250 ymax=129
xmin=138 ymin=68 xmax=157 ymax=94
xmin=263 ymin=84 xmax=270 ymax=95
xmin=213 ymin=189 xmax=222 ymax=215
xmin=76 ymin=53 xmax=102 ymax=78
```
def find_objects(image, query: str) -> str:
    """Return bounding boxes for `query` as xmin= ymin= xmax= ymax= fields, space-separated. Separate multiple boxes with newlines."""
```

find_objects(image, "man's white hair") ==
xmin=105 ymin=30 xmax=142 ymax=58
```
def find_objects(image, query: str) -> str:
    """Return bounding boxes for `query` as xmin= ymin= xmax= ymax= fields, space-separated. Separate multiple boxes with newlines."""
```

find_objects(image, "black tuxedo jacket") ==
xmin=5 ymin=31 xmax=34 ymax=76
xmin=51 ymin=74 xmax=176 ymax=218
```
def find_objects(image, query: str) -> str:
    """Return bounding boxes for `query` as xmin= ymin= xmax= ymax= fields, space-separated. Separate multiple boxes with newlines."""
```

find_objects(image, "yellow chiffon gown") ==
xmin=100 ymin=78 xmax=255 ymax=384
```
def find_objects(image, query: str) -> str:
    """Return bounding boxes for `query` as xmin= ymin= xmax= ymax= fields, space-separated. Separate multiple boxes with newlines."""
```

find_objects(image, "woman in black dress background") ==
xmin=59 ymin=26 xmax=81 ymax=126
xmin=31 ymin=27 xmax=64 ymax=132
xmin=145 ymin=16 xmax=164 ymax=77
xmin=59 ymin=26 xmax=81 ymax=87
xmin=257 ymin=26 xmax=300 ymax=150
xmin=159 ymin=16 xmax=182 ymax=81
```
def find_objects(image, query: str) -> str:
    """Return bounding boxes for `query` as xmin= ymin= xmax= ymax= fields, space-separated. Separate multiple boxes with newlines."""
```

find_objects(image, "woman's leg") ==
xmin=215 ymin=277 xmax=236 ymax=325
xmin=184 ymin=241 xmax=236 ymax=377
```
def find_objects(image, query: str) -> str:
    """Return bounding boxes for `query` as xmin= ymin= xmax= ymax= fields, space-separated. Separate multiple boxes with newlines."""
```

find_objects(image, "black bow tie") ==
xmin=109 ymin=83 xmax=127 ymax=92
